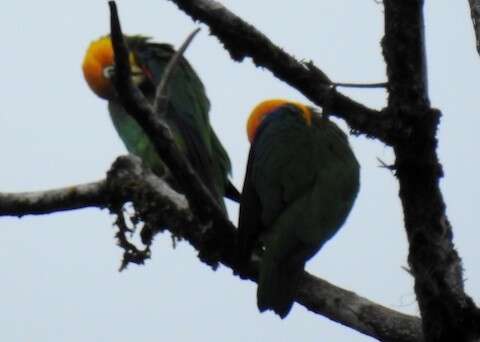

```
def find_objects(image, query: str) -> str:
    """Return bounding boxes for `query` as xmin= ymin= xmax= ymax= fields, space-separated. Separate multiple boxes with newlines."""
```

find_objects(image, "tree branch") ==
xmin=298 ymin=273 xmax=423 ymax=342
xmin=0 ymin=154 xmax=423 ymax=342
xmin=158 ymin=0 xmax=479 ymax=339
xmin=382 ymin=1 xmax=480 ymax=341
xmin=165 ymin=0 xmax=397 ymax=143
xmin=468 ymin=0 xmax=480 ymax=55
xmin=0 ymin=180 xmax=107 ymax=216
xmin=108 ymin=1 xmax=228 ymax=225
xmin=153 ymin=28 xmax=201 ymax=113
xmin=9 ymin=2 xmax=472 ymax=340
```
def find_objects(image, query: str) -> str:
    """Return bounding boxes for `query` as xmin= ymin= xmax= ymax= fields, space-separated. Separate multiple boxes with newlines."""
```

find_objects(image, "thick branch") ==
xmin=0 ymin=155 xmax=423 ymax=341
xmin=382 ymin=1 xmax=480 ymax=341
xmin=165 ymin=0 xmax=395 ymax=142
xmin=468 ymin=0 xmax=480 ymax=55
xmin=0 ymin=181 xmax=107 ymax=216
xmin=382 ymin=0 xmax=429 ymax=109
xmin=108 ymin=157 xmax=424 ymax=342
xmin=298 ymin=274 xmax=423 ymax=342
xmin=114 ymin=156 xmax=422 ymax=342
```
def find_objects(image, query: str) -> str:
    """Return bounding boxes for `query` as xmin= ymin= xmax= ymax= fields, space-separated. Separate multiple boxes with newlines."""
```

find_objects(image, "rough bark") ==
xmin=382 ymin=1 xmax=480 ymax=341
xmin=0 ymin=181 xmax=107 ymax=216
xmin=163 ymin=0 xmax=480 ymax=341
xmin=0 ymin=155 xmax=423 ymax=342
xmin=166 ymin=0 xmax=398 ymax=143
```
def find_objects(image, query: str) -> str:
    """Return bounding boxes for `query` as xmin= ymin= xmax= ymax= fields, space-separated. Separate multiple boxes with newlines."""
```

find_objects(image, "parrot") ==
xmin=237 ymin=99 xmax=360 ymax=318
xmin=81 ymin=35 xmax=239 ymax=212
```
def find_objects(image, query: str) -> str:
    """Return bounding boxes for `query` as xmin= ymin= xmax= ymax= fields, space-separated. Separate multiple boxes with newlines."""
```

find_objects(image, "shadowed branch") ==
xmin=0 ymin=154 xmax=423 ymax=342
xmin=382 ymin=1 xmax=480 ymax=341
xmin=165 ymin=0 xmax=398 ymax=143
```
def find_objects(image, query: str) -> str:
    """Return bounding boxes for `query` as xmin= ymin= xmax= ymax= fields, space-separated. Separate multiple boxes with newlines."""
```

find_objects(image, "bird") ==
xmin=237 ymin=99 xmax=360 ymax=318
xmin=81 ymin=35 xmax=239 ymax=212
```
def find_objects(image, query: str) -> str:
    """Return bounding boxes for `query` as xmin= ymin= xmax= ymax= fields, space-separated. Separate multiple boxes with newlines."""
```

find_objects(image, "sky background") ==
xmin=1 ymin=1 xmax=478 ymax=341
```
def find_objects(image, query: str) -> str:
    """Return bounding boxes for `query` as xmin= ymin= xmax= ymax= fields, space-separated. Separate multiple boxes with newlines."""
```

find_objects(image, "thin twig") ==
xmin=333 ymin=82 xmax=388 ymax=89
xmin=376 ymin=157 xmax=396 ymax=171
xmin=153 ymin=28 xmax=201 ymax=114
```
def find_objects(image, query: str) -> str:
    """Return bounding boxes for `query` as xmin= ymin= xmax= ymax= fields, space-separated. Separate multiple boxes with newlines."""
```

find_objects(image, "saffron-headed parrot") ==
xmin=237 ymin=99 xmax=360 ymax=318
xmin=82 ymin=35 xmax=239 ymax=211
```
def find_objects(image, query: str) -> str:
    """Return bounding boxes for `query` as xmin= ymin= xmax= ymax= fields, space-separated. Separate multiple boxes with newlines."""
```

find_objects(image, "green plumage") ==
xmin=108 ymin=36 xmax=238 ymax=211
xmin=237 ymin=104 xmax=360 ymax=318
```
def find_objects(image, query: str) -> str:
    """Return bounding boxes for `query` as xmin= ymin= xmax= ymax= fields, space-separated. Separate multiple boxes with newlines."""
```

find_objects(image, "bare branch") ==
xmin=382 ymin=1 xmax=480 ymax=341
xmin=110 ymin=156 xmax=423 ymax=342
xmin=468 ymin=0 xmax=480 ymax=55
xmin=298 ymin=273 xmax=423 ymax=342
xmin=0 ymin=181 xmax=107 ymax=216
xmin=0 ymin=154 xmax=423 ymax=341
xmin=153 ymin=28 xmax=201 ymax=113
xmin=114 ymin=157 xmax=424 ymax=342
xmin=165 ymin=0 xmax=396 ymax=143
xmin=382 ymin=1 xmax=429 ymax=109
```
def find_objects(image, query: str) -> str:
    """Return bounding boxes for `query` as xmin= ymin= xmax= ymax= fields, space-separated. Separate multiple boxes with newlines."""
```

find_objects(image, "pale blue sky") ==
xmin=1 ymin=1 xmax=478 ymax=341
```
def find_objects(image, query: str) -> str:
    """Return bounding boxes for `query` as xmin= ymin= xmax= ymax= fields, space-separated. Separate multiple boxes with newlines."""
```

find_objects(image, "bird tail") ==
xmin=257 ymin=247 xmax=307 ymax=319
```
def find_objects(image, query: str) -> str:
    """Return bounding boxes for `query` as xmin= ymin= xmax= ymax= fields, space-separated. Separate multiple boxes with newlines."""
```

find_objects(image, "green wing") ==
xmin=110 ymin=36 xmax=236 ymax=209
xmin=237 ymin=144 xmax=264 ymax=267
xmin=108 ymin=100 xmax=167 ymax=176
xmin=237 ymin=104 xmax=360 ymax=318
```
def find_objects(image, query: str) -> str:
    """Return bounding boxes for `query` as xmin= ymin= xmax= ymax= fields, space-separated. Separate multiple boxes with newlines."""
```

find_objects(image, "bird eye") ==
xmin=103 ymin=65 xmax=115 ymax=79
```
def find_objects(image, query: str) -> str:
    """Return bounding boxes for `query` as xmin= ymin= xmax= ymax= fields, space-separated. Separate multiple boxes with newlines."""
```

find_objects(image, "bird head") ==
xmin=246 ymin=99 xmax=313 ymax=142
xmin=82 ymin=36 xmax=145 ymax=100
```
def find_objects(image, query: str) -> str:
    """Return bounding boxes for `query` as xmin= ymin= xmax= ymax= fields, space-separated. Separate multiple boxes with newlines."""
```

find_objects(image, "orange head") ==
xmin=246 ymin=99 xmax=313 ymax=143
xmin=82 ymin=36 xmax=143 ymax=100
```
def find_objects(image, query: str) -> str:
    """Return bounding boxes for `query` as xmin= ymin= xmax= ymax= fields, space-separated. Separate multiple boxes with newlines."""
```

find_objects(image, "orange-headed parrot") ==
xmin=82 ymin=35 xmax=239 ymax=211
xmin=237 ymin=99 xmax=360 ymax=318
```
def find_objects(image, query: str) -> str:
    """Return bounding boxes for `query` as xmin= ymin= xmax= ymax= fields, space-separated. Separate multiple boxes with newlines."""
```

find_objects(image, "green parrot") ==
xmin=82 ymin=35 xmax=239 ymax=211
xmin=237 ymin=99 xmax=360 ymax=318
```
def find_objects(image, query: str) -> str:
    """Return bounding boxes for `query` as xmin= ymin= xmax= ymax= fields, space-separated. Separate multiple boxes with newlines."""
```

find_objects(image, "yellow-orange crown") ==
xmin=82 ymin=36 xmax=142 ymax=99
xmin=246 ymin=99 xmax=312 ymax=142
xmin=82 ymin=36 xmax=116 ymax=99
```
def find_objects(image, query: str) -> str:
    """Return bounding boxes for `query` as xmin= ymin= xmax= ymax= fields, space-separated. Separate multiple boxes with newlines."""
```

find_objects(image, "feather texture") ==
xmin=238 ymin=103 xmax=360 ymax=318
xmin=83 ymin=35 xmax=239 ymax=211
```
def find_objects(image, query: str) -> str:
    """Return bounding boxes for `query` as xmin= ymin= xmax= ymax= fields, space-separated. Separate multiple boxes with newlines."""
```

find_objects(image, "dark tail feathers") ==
xmin=257 ymin=256 xmax=303 ymax=318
